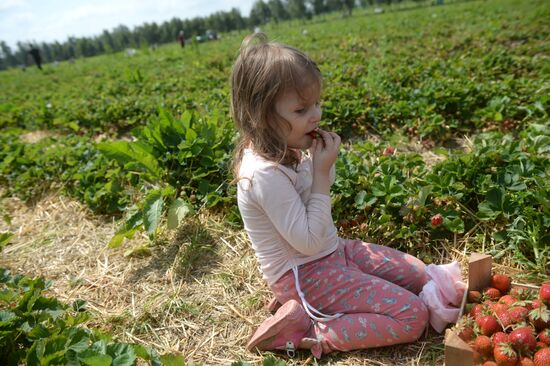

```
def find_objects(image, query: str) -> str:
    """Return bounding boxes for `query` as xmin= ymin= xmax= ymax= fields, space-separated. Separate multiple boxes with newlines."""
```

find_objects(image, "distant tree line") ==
xmin=0 ymin=0 xmax=422 ymax=70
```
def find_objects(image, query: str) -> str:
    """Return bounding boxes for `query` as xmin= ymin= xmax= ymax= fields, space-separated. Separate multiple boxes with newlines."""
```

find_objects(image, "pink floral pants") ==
xmin=270 ymin=239 xmax=430 ymax=353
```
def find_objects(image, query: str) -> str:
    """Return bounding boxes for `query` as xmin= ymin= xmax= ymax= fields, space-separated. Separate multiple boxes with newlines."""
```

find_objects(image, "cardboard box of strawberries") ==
xmin=444 ymin=253 xmax=549 ymax=366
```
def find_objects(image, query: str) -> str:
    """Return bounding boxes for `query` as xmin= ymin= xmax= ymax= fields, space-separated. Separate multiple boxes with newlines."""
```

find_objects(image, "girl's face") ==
xmin=275 ymin=85 xmax=321 ymax=150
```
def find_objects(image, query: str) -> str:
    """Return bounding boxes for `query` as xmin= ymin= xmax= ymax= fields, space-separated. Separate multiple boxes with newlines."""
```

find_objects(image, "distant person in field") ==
xmin=230 ymin=32 xmax=465 ymax=358
xmin=178 ymin=30 xmax=185 ymax=48
xmin=28 ymin=46 xmax=42 ymax=70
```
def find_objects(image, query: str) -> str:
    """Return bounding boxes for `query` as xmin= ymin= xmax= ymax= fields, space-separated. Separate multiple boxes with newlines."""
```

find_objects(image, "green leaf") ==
xmin=0 ymin=232 xmax=14 ymax=250
xmin=418 ymin=185 xmax=433 ymax=207
xmin=72 ymin=299 xmax=87 ymax=312
xmin=143 ymin=189 xmax=164 ymax=238
xmin=107 ymin=343 xmax=136 ymax=366
xmin=263 ymin=355 xmax=287 ymax=366
xmin=167 ymin=198 xmax=193 ymax=230
xmin=159 ymin=353 xmax=186 ymax=366
xmin=97 ymin=141 xmax=163 ymax=180
xmin=108 ymin=233 xmax=127 ymax=249
xmin=79 ymin=354 xmax=112 ymax=366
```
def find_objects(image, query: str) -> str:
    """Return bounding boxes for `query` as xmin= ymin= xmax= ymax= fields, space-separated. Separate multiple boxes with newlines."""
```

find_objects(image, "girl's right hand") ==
xmin=309 ymin=129 xmax=341 ymax=175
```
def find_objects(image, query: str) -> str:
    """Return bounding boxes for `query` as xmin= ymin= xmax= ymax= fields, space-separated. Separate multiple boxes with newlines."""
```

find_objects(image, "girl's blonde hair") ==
xmin=230 ymin=32 xmax=321 ymax=178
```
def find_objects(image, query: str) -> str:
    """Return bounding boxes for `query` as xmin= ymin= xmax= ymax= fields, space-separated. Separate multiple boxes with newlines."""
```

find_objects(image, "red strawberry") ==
xmin=497 ymin=310 xmax=514 ymax=329
xmin=509 ymin=306 xmax=530 ymax=324
xmin=469 ymin=290 xmax=483 ymax=303
xmin=534 ymin=348 xmax=550 ymax=366
xmin=383 ymin=146 xmax=395 ymax=155
xmin=474 ymin=335 xmax=494 ymax=358
xmin=540 ymin=284 xmax=550 ymax=306
xmin=431 ymin=213 xmax=443 ymax=226
xmin=539 ymin=329 xmax=550 ymax=346
xmin=485 ymin=287 xmax=503 ymax=301
xmin=493 ymin=331 xmax=510 ymax=346
xmin=493 ymin=303 xmax=510 ymax=316
xmin=509 ymin=326 xmax=537 ymax=354
xmin=477 ymin=315 xmax=502 ymax=336
xmin=456 ymin=316 xmax=475 ymax=342
xmin=494 ymin=342 xmax=519 ymax=366
xmin=483 ymin=361 xmax=498 ymax=366
xmin=519 ymin=356 xmax=535 ymax=366
xmin=499 ymin=295 xmax=518 ymax=307
xmin=471 ymin=303 xmax=485 ymax=319
xmin=532 ymin=299 xmax=543 ymax=310
xmin=492 ymin=274 xmax=512 ymax=294
xmin=537 ymin=342 xmax=548 ymax=351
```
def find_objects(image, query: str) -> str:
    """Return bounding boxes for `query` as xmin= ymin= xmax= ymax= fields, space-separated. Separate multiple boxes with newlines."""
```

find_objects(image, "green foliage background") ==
xmin=1 ymin=0 xmax=549 ymax=274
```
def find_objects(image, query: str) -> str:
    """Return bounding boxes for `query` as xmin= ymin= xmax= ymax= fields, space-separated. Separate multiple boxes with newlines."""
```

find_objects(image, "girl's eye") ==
xmin=295 ymin=108 xmax=306 ymax=114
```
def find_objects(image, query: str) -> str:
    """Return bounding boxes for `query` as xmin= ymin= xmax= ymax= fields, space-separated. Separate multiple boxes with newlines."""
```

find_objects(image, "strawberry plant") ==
xmin=0 ymin=268 xmax=170 ymax=366
xmin=98 ymin=108 xmax=235 ymax=245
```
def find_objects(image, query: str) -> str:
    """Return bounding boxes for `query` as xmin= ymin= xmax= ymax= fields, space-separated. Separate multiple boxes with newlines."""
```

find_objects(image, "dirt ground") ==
xmin=0 ymin=192 xmax=483 ymax=365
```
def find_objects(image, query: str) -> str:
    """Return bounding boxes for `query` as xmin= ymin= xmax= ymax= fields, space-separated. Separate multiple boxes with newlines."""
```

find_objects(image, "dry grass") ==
xmin=0 ymin=192 xmax=498 ymax=366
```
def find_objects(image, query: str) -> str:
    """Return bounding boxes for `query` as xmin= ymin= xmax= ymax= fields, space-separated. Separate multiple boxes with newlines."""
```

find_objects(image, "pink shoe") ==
xmin=266 ymin=297 xmax=282 ymax=314
xmin=247 ymin=299 xmax=320 ymax=357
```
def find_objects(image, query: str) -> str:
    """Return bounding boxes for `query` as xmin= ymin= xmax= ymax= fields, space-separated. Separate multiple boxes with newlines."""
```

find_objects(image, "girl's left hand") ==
xmin=309 ymin=129 xmax=340 ymax=175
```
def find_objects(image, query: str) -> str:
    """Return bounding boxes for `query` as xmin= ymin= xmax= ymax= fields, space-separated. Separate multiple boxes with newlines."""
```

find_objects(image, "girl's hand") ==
xmin=309 ymin=129 xmax=341 ymax=175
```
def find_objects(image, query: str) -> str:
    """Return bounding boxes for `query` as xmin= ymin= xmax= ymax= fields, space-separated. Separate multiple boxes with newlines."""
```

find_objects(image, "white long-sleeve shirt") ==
xmin=237 ymin=149 xmax=339 ymax=286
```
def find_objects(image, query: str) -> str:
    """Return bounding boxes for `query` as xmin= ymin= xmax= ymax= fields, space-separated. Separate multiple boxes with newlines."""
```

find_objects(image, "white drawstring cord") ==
xmin=292 ymin=266 xmax=343 ymax=322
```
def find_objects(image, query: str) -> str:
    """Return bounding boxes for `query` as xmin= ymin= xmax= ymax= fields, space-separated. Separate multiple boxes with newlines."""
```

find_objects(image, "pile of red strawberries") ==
xmin=453 ymin=274 xmax=550 ymax=366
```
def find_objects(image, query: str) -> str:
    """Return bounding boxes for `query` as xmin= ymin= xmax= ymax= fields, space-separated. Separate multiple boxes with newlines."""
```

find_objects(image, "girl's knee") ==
xmin=405 ymin=299 xmax=429 ymax=339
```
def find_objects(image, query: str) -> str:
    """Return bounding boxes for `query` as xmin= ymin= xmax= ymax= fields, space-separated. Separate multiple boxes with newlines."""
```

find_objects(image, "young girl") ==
xmin=231 ymin=32 xmax=463 ymax=358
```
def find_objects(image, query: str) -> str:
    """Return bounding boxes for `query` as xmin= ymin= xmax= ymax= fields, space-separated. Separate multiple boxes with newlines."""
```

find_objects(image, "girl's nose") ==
xmin=311 ymin=105 xmax=322 ymax=123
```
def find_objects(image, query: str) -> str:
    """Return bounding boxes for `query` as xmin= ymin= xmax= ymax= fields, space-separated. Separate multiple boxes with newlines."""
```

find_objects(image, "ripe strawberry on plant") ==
xmin=534 ymin=348 xmax=550 ymax=366
xmin=509 ymin=326 xmax=537 ymax=354
xmin=382 ymin=146 xmax=395 ymax=155
xmin=540 ymin=284 xmax=550 ymax=306
xmin=474 ymin=334 xmax=494 ymax=358
xmin=477 ymin=314 xmax=503 ymax=336
xmin=483 ymin=361 xmax=497 ymax=366
xmin=431 ymin=213 xmax=443 ymax=227
xmin=493 ymin=342 xmax=519 ymax=366
xmin=491 ymin=274 xmax=512 ymax=294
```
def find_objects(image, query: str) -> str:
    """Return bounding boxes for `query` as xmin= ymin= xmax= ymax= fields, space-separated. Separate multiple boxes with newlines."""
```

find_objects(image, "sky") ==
xmin=0 ymin=0 xmax=256 ymax=50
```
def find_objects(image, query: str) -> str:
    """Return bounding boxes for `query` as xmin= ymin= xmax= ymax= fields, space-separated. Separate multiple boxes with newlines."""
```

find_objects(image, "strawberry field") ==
xmin=1 ymin=0 xmax=549 ymax=365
